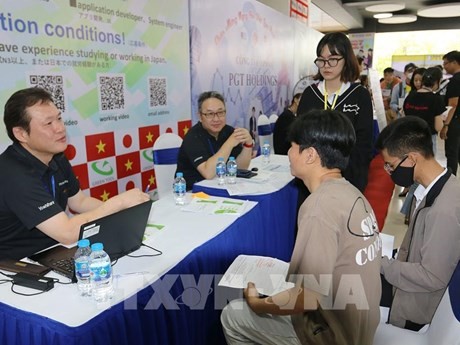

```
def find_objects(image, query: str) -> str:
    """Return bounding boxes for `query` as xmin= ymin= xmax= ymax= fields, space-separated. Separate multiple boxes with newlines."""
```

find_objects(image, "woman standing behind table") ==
xmin=297 ymin=32 xmax=374 ymax=193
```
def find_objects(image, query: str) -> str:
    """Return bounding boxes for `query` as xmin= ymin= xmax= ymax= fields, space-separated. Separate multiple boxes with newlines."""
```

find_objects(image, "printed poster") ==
xmin=0 ymin=0 xmax=191 ymax=196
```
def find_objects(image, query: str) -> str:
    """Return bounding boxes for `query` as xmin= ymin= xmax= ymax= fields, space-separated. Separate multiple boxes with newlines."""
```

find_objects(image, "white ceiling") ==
xmin=310 ymin=0 xmax=460 ymax=33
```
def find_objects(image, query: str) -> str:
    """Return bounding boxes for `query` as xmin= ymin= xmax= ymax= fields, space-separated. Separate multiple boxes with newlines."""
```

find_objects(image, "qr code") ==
xmin=29 ymin=75 xmax=65 ymax=112
xmin=149 ymin=77 xmax=167 ymax=107
xmin=98 ymin=74 xmax=125 ymax=111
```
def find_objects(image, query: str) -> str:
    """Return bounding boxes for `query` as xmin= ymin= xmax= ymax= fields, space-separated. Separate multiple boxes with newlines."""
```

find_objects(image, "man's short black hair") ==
xmin=288 ymin=109 xmax=356 ymax=171
xmin=3 ymin=87 xmax=54 ymax=143
xmin=443 ymin=50 xmax=460 ymax=64
xmin=376 ymin=116 xmax=434 ymax=158
xmin=404 ymin=63 xmax=417 ymax=73
xmin=197 ymin=91 xmax=225 ymax=112
xmin=384 ymin=67 xmax=394 ymax=74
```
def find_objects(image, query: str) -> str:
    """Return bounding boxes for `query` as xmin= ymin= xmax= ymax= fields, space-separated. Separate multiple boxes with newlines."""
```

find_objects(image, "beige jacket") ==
xmin=381 ymin=174 xmax=460 ymax=328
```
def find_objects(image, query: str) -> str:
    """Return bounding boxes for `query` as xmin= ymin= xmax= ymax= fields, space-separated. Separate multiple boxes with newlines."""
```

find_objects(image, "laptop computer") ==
xmin=29 ymin=200 xmax=153 ymax=282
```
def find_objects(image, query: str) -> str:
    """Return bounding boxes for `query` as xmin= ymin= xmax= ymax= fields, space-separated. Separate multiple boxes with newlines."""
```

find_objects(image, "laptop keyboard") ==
xmin=52 ymin=258 xmax=75 ymax=277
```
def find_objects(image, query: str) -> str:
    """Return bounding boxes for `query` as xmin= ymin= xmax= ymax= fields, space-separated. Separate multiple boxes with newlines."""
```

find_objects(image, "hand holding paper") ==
xmin=219 ymin=255 xmax=294 ymax=296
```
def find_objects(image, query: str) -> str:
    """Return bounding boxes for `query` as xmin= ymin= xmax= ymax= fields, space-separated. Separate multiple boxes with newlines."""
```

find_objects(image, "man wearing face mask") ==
xmin=390 ymin=63 xmax=417 ymax=119
xmin=375 ymin=116 xmax=460 ymax=331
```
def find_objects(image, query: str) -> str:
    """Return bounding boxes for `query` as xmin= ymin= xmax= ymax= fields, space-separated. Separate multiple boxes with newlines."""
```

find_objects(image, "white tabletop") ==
xmin=0 ymin=194 xmax=257 ymax=327
xmin=194 ymin=154 xmax=293 ymax=196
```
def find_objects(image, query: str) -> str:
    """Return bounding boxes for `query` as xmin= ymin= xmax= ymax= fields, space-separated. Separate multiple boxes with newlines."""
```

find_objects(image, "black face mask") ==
xmin=391 ymin=164 xmax=415 ymax=187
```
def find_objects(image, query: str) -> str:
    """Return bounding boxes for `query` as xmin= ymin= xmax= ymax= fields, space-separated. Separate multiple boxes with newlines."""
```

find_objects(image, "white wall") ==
xmin=256 ymin=0 xmax=290 ymax=16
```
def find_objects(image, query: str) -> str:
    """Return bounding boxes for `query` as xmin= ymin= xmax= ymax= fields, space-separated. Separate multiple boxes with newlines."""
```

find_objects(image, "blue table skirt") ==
xmin=0 ymin=182 xmax=298 ymax=345
xmin=192 ymin=179 xmax=299 ymax=251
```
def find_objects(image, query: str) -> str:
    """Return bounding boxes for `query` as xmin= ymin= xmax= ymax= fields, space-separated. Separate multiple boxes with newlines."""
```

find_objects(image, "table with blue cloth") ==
xmin=0 ymin=164 xmax=297 ymax=345
xmin=193 ymin=154 xmax=298 ymax=249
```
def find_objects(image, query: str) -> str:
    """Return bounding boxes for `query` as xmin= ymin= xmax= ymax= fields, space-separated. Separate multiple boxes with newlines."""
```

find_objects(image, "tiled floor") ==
xmin=380 ymin=136 xmax=450 ymax=249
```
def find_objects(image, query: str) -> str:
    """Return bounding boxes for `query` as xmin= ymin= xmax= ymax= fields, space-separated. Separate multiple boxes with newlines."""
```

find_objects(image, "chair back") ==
xmin=426 ymin=260 xmax=460 ymax=344
xmin=257 ymin=114 xmax=273 ymax=149
xmin=152 ymin=133 xmax=183 ymax=199
xmin=373 ymin=260 xmax=460 ymax=345
xmin=269 ymin=114 xmax=278 ymax=132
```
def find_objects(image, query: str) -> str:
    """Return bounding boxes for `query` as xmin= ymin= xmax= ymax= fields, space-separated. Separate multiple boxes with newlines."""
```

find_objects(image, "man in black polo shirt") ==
xmin=0 ymin=87 xmax=150 ymax=260
xmin=176 ymin=91 xmax=253 ymax=189
xmin=440 ymin=50 xmax=460 ymax=175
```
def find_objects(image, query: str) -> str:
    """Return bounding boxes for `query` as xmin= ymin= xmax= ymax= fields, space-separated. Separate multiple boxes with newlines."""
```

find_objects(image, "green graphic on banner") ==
xmin=0 ymin=0 xmax=191 ymax=148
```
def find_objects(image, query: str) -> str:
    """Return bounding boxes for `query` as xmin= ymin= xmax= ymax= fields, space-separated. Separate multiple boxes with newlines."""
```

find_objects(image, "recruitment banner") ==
xmin=0 ymin=0 xmax=191 ymax=197
xmin=189 ymin=0 xmax=296 ymax=147
xmin=349 ymin=32 xmax=375 ymax=68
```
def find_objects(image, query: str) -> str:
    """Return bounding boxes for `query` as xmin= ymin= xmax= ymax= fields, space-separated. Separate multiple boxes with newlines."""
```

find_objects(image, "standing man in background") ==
xmin=380 ymin=67 xmax=401 ymax=124
xmin=273 ymin=93 xmax=302 ymax=155
xmin=440 ymin=50 xmax=460 ymax=175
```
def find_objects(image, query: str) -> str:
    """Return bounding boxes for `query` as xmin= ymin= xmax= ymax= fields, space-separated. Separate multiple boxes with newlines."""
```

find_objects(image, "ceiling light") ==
xmin=417 ymin=3 xmax=460 ymax=18
xmin=378 ymin=15 xmax=417 ymax=24
xmin=373 ymin=13 xmax=393 ymax=19
xmin=365 ymin=3 xmax=405 ymax=12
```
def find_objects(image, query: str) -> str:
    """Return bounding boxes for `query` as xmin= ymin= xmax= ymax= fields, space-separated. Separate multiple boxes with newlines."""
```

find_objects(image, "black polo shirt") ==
xmin=176 ymin=122 xmax=242 ymax=190
xmin=0 ymin=143 xmax=80 ymax=260
xmin=446 ymin=71 xmax=460 ymax=119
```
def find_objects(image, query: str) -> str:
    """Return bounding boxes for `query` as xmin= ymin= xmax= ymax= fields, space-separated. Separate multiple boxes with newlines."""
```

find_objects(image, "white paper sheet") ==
xmin=181 ymin=197 xmax=248 ymax=216
xmin=380 ymin=233 xmax=395 ymax=258
xmin=218 ymin=255 xmax=294 ymax=296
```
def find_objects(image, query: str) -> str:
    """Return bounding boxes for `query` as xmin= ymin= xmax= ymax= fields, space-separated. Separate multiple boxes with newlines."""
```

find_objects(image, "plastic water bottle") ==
xmin=216 ymin=157 xmax=226 ymax=185
xmin=227 ymin=156 xmax=237 ymax=184
xmin=173 ymin=172 xmax=186 ymax=205
xmin=262 ymin=141 xmax=271 ymax=164
xmin=89 ymin=243 xmax=113 ymax=303
xmin=74 ymin=239 xmax=92 ymax=297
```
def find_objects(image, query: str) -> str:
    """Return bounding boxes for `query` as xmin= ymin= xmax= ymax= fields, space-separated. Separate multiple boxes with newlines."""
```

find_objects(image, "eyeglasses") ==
xmin=442 ymin=61 xmax=451 ymax=66
xmin=383 ymin=155 xmax=408 ymax=175
xmin=314 ymin=57 xmax=344 ymax=68
xmin=200 ymin=110 xmax=226 ymax=119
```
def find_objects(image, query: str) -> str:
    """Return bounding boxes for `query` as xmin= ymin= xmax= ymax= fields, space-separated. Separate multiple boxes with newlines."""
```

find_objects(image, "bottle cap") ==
xmin=91 ymin=242 xmax=104 ymax=251
xmin=176 ymin=172 xmax=183 ymax=178
xmin=77 ymin=239 xmax=90 ymax=248
xmin=218 ymin=157 xmax=224 ymax=161
xmin=229 ymin=156 xmax=235 ymax=160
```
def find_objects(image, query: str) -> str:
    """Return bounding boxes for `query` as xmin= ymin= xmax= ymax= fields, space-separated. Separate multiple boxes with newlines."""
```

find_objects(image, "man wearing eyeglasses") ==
xmin=176 ymin=91 xmax=253 ymax=189
xmin=376 ymin=116 xmax=460 ymax=330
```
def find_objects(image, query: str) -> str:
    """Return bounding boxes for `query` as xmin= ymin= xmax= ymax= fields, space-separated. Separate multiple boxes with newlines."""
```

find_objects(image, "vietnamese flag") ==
xmin=141 ymin=169 xmax=156 ymax=191
xmin=90 ymin=181 xmax=118 ymax=201
xmin=177 ymin=120 xmax=192 ymax=139
xmin=116 ymin=151 xmax=141 ymax=179
xmin=71 ymin=163 xmax=89 ymax=191
xmin=85 ymin=132 xmax=115 ymax=162
xmin=138 ymin=125 xmax=159 ymax=150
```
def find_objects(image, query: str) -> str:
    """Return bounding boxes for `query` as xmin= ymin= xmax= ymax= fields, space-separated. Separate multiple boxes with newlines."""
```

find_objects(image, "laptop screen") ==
xmin=79 ymin=199 xmax=153 ymax=260
xmin=28 ymin=200 xmax=153 ymax=281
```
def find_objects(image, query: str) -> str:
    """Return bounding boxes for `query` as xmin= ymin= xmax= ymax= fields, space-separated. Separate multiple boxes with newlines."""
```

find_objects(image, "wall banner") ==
xmin=190 ymin=0 xmax=295 ymax=147
xmin=0 ymin=0 xmax=191 ymax=197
